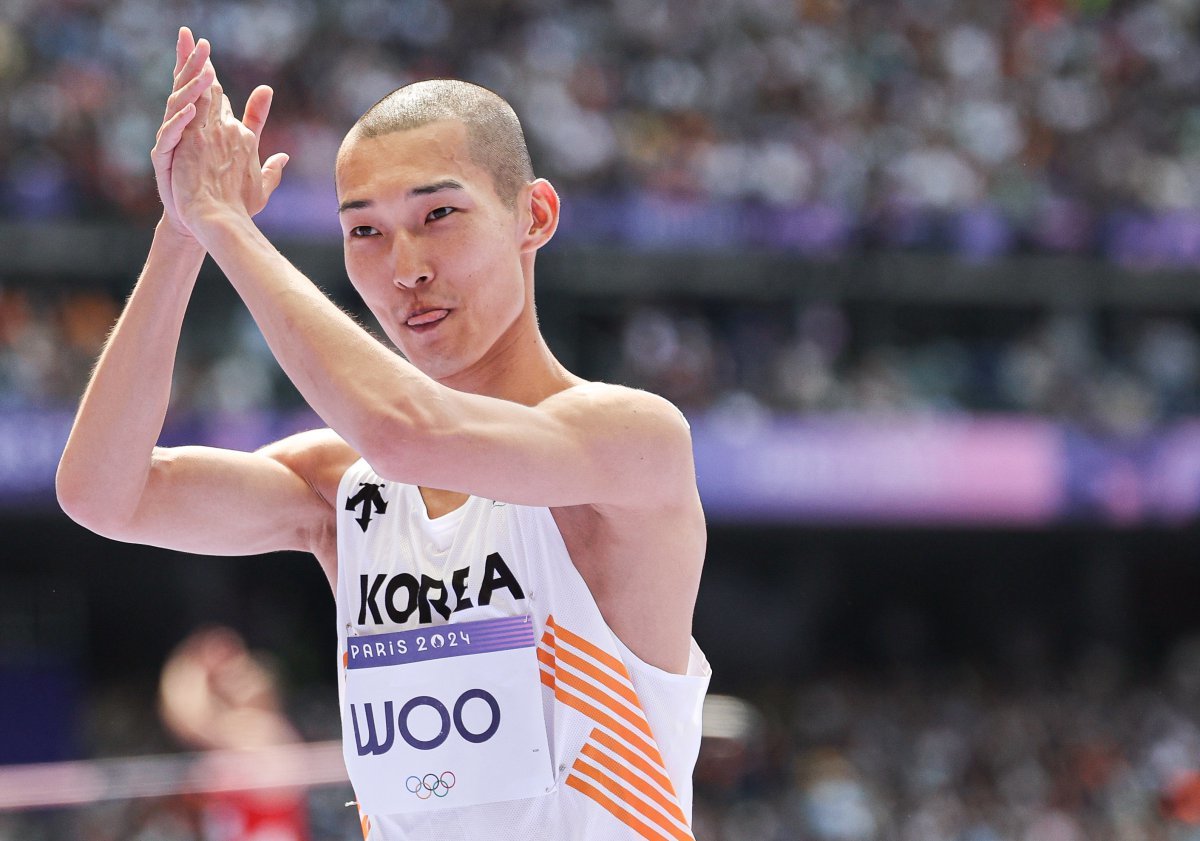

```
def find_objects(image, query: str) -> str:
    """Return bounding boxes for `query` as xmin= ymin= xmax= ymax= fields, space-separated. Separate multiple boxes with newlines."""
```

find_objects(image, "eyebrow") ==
xmin=337 ymin=179 xmax=466 ymax=214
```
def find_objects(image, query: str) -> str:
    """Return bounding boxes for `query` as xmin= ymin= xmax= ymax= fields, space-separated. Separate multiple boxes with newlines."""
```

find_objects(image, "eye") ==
xmin=349 ymin=225 xmax=379 ymax=238
xmin=427 ymin=206 xmax=455 ymax=222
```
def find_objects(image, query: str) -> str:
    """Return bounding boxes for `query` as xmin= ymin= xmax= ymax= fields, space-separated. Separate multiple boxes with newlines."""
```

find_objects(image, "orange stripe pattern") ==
xmin=539 ymin=615 xmax=694 ymax=841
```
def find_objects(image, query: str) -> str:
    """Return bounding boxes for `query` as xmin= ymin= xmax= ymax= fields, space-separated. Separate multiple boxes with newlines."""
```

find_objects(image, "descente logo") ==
xmin=357 ymin=552 xmax=525 ymax=626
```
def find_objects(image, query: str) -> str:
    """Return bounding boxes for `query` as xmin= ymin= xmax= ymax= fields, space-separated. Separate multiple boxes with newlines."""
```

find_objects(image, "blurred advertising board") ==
xmin=12 ymin=409 xmax=1200 ymax=526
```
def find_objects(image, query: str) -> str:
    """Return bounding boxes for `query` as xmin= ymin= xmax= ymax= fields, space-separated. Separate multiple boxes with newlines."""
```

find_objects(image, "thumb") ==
xmin=259 ymin=152 xmax=290 ymax=204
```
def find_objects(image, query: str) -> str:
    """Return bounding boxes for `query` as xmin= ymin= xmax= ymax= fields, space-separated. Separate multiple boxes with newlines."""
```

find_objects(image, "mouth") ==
xmin=404 ymin=308 xmax=451 ymax=331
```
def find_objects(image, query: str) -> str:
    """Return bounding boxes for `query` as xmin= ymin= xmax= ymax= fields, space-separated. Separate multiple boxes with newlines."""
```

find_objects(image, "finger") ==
xmin=195 ymin=84 xmax=213 ymax=129
xmin=153 ymin=102 xmax=197 ymax=158
xmin=173 ymin=38 xmax=209 ymax=92
xmin=242 ymin=86 xmax=274 ymax=141
xmin=173 ymin=27 xmax=196 ymax=78
xmin=164 ymin=61 xmax=214 ymax=121
xmin=207 ymin=80 xmax=224 ymax=126
xmin=172 ymin=38 xmax=211 ymax=94
xmin=260 ymin=152 xmax=290 ymax=200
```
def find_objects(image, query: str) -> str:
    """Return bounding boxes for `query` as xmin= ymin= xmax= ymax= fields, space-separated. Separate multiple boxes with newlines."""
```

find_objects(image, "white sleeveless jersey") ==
xmin=335 ymin=459 xmax=711 ymax=841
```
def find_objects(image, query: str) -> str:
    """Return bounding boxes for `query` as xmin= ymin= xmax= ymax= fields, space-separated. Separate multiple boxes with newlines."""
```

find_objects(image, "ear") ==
xmin=519 ymin=178 xmax=559 ymax=253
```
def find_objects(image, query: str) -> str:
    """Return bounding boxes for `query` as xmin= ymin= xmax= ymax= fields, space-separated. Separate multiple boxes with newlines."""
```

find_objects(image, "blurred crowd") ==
xmin=5 ymin=282 xmax=1200 ymax=436
xmin=693 ymin=640 xmax=1200 ymax=841
xmin=615 ymin=300 xmax=1200 ymax=436
xmin=4 ymin=0 xmax=1200 ymax=425
xmin=3 ymin=0 xmax=1200 ymax=262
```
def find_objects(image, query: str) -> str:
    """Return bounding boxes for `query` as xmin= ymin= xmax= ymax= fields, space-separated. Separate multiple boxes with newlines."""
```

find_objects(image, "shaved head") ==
xmin=347 ymin=80 xmax=534 ymax=207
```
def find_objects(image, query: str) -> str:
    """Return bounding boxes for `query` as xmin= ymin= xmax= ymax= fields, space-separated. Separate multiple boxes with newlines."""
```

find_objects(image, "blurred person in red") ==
xmin=159 ymin=626 xmax=310 ymax=841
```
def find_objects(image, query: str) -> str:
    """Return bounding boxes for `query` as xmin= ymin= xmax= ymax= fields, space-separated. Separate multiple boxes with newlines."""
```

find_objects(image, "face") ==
xmin=335 ymin=121 xmax=536 ymax=382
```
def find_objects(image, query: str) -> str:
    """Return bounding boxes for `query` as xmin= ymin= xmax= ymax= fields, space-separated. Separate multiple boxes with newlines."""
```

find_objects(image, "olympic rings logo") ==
xmin=406 ymin=771 xmax=456 ymax=799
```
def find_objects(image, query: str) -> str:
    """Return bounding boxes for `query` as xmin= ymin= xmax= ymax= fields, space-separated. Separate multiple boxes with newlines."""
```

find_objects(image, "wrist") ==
xmin=155 ymin=214 xmax=205 ymax=253
xmin=153 ymin=215 xmax=207 ymax=272
xmin=188 ymin=206 xmax=258 ymax=251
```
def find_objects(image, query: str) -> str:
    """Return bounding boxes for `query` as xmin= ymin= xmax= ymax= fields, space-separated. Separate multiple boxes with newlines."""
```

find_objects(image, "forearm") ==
xmin=197 ymin=213 xmax=441 ymax=466
xmin=57 ymin=219 xmax=205 ymax=529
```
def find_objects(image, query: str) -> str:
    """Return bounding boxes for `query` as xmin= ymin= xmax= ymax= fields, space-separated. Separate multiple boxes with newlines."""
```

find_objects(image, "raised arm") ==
xmin=161 ymin=52 xmax=704 ymax=671
xmin=166 ymin=84 xmax=699 ymax=514
xmin=179 ymin=225 xmax=697 ymax=511
xmin=56 ymin=30 xmax=343 ymax=579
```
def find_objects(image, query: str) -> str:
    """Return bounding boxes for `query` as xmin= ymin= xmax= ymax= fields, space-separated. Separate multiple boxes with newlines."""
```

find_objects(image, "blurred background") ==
xmin=4 ymin=0 xmax=1200 ymax=838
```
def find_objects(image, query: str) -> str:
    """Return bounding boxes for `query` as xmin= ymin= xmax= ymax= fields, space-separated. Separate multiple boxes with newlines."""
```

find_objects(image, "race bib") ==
xmin=341 ymin=615 xmax=555 ymax=814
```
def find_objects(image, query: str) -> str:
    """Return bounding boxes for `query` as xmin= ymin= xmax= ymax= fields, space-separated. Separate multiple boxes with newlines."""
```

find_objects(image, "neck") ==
xmin=436 ymin=307 xmax=580 ymax=406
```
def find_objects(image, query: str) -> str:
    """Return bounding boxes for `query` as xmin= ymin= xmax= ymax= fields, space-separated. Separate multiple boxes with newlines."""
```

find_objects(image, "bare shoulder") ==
xmin=539 ymin=382 xmax=695 ymax=463
xmin=540 ymin=380 xmax=691 ymax=428
xmin=541 ymin=382 xmax=699 ymax=513
xmin=540 ymin=381 xmax=696 ymax=504
xmin=255 ymin=427 xmax=360 ymax=508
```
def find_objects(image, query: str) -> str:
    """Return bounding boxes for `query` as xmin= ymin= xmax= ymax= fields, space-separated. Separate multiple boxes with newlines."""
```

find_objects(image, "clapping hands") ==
xmin=151 ymin=27 xmax=289 ymax=242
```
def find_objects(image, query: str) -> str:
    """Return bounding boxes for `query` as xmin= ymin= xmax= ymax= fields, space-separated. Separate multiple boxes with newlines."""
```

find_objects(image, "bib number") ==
xmin=342 ymin=615 xmax=554 ymax=814
xmin=351 ymin=688 xmax=500 ymax=754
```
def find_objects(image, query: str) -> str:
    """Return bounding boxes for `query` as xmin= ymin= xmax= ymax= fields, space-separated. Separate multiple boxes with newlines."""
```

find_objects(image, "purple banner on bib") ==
xmin=346 ymin=615 xmax=535 ymax=670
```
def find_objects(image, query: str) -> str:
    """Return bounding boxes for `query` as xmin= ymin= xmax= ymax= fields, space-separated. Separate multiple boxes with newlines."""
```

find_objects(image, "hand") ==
xmin=171 ymin=39 xmax=290 ymax=239
xmin=159 ymin=625 xmax=294 ymax=750
xmin=151 ymin=28 xmax=216 ymax=241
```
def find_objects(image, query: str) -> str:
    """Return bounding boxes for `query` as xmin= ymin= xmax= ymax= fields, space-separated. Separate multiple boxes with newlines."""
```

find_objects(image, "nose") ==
xmin=391 ymin=241 xmax=432 ymax=289
xmin=394 ymin=270 xmax=431 ymax=289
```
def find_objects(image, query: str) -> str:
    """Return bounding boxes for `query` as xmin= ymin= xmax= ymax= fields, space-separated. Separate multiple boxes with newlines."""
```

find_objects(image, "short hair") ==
xmin=349 ymin=80 xmax=534 ymax=207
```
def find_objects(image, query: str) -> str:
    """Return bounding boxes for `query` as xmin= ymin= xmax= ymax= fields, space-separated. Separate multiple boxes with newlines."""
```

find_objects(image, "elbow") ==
xmin=56 ymin=462 xmax=101 ymax=531
xmin=55 ymin=456 xmax=136 ymax=538
xmin=56 ymin=467 xmax=111 ymax=535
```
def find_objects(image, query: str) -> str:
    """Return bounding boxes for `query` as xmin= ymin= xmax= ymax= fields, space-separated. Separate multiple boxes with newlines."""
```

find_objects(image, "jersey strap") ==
xmin=537 ymin=616 xmax=695 ymax=841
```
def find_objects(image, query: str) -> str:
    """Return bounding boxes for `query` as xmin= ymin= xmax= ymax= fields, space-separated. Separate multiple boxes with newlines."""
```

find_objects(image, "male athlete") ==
xmin=57 ymin=28 xmax=709 ymax=841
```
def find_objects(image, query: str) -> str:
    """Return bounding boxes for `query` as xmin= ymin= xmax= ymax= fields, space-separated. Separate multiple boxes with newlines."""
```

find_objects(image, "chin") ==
xmin=404 ymin=351 xmax=467 ymax=383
